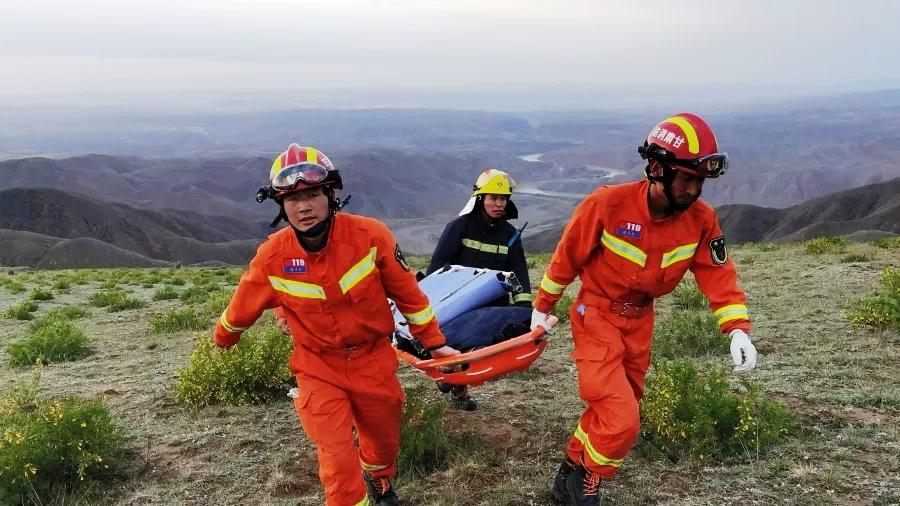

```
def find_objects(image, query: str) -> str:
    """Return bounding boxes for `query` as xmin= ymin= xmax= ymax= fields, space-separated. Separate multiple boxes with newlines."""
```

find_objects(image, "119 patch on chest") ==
xmin=615 ymin=221 xmax=643 ymax=240
xmin=282 ymin=257 xmax=308 ymax=274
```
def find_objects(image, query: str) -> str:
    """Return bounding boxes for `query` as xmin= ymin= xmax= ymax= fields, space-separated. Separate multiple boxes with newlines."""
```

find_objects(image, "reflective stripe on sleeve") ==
xmin=714 ymin=304 xmax=749 ymax=326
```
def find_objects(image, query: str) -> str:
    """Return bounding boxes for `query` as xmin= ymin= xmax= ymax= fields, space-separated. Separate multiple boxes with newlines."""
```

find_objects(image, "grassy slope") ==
xmin=0 ymin=243 xmax=897 ymax=505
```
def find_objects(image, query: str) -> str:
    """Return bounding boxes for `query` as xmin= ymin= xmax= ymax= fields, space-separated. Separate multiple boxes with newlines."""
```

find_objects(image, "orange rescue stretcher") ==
xmin=390 ymin=265 xmax=559 ymax=386
xmin=393 ymin=315 xmax=558 ymax=386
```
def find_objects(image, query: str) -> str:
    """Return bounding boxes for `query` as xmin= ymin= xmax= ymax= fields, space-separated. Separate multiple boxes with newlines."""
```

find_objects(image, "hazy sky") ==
xmin=3 ymin=0 xmax=899 ymax=108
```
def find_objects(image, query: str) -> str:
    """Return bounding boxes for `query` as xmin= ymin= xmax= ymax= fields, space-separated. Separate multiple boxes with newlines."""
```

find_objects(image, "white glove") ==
xmin=530 ymin=309 xmax=554 ymax=334
xmin=729 ymin=329 xmax=757 ymax=374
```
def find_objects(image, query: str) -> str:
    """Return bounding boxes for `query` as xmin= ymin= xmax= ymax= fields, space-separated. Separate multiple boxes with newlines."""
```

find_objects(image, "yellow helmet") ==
xmin=472 ymin=168 xmax=516 ymax=196
xmin=459 ymin=168 xmax=519 ymax=218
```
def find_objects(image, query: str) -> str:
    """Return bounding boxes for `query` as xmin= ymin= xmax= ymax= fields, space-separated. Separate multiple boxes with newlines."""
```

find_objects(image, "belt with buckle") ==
xmin=579 ymin=291 xmax=652 ymax=319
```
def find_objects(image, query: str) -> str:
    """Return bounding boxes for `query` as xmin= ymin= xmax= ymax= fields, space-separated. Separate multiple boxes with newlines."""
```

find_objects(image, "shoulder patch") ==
xmin=709 ymin=235 xmax=727 ymax=265
xmin=395 ymin=244 xmax=411 ymax=271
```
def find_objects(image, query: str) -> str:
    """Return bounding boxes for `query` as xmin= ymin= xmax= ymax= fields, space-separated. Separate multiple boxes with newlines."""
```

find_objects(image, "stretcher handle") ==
xmin=397 ymin=315 xmax=558 ymax=370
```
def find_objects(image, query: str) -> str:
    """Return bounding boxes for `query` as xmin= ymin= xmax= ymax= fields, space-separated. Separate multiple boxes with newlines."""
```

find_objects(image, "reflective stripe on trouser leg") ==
xmin=565 ymin=303 xmax=649 ymax=478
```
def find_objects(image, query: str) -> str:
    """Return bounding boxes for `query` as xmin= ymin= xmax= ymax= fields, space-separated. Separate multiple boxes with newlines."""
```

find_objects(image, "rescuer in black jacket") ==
xmin=426 ymin=168 xmax=532 ymax=410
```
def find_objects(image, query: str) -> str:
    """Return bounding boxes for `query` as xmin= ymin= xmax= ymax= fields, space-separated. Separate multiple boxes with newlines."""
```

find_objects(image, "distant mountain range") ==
xmin=0 ymin=150 xmax=482 ymax=222
xmin=716 ymin=177 xmax=900 ymax=243
xmin=5 ymin=89 xmax=900 ymax=211
xmin=2 ymin=178 xmax=896 ymax=268
xmin=2 ymin=90 xmax=900 ymax=266
xmin=523 ymin=178 xmax=899 ymax=253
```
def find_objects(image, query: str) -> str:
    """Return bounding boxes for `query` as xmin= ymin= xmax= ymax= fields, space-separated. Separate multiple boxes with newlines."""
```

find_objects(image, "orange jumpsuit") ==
xmin=214 ymin=213 xmax=445 ymax=506
xmin=534 ymin=180 xmax=750 ymax=478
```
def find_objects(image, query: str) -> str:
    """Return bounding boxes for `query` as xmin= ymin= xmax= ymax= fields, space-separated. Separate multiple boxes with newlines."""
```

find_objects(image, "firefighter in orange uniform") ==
xmin=214 ymin=144 xmax=460 ymax=506
xmin=530 ymin=113 xmax=758 ymax=505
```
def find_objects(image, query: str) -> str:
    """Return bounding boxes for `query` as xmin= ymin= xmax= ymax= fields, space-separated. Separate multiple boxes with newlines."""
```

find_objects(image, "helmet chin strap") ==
xmin=645 ymin=163 xmax=701 ymax=214
xmin=296 ymin=214 xmax=332 ymax=237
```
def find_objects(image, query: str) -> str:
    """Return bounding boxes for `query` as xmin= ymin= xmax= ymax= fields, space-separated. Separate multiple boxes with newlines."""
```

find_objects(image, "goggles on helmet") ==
xmin=639 ymin=144 xmax=729 ymax=178
xmin=271 ymin=163 xmax=330 ymax=192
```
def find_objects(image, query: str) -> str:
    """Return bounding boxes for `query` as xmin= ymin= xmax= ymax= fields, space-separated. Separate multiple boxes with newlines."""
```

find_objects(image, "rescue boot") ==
xmin=435 ymin=381 xmax=453 ymax=394
xmin=564 ymin=466 xmax=603 ymax=505
xmin=364 ymin=472 xmax=400 ymax=506
xmin=450 ymin=385 xmax=477 ymax=411
xmin=551 ymin=457 xmax=579 ymax=503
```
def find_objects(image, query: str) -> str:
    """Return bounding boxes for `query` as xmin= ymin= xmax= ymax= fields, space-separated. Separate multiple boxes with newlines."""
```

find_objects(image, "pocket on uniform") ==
xmin=294 ymin=387 xmax=312 ymax=410
xmin=292 ymin=388 xmax=316 ymax=439
xmin=571 ymin=345 xmax=609 ymax=362
xmin=348 ymin=274 xmax=393 ymax=324
xmin=282 ymin=296 xmax=325 ymax=317
xmin=601 ymin=246 xmax=642 ymax=281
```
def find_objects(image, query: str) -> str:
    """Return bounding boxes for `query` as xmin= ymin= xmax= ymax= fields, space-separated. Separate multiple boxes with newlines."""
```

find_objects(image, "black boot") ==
xmin=364 ymin=472 xmax=400 ymax=505
xmin=551 ymin=457 xmax=579 ymax=503
xmin=565 ymin=466 xmax=603 ymax=505
xmin=435 ymin=381 xmax=453 ymax=394
xmin=450 ymin=385 xmax=477 ymax=411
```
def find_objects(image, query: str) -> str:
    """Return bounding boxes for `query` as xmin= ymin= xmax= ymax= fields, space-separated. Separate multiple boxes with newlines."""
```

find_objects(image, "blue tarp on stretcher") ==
xmin=392 ymin=266 xmax=530 ymax=351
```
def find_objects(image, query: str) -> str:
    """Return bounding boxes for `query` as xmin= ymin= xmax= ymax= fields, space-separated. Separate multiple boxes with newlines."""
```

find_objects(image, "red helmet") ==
xmin=638 ymin=112 xmax=728 ymax=178
xmin=268 ymin=144 xmax=343 ymax=198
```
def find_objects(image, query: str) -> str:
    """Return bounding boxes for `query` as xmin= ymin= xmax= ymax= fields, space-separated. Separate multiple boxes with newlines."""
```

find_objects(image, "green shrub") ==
xmin=554 ymin=294 xmax=575 ymax=324
xmin=526 ymin=253 xmax=553 ymax=269
xmin=69 ymin=272 xmax=90 ymax=285
xmin=39 ymin=306 xmax=89 ymax=324
xmin=142 ymin=274 xmax=163 ymax=285
xmin=220 ymin=271 xmax=242 ymax=285
xmin=872 ymin=236 xmax=900 ymax=249
xmin=165 ymin=277 xmax=187 ymax=286
xmin=88 ymin=289 xmax=123 ymax=307
xmin=178 ymin=284 xmax=220 ymax=304
xmin=173 ymin=324 xmax=293 ymax=407
xmin=152 ymin=286 xmax=180 ymax=301
xmin=803 ymin=236 xmax=850 ymax=255
xmin=847 ymin=266 xmax=900 ymax=332
xmin=150 ymin=308 xmax=210 ymax=333
xmin=3 ymin=281 xmax=26 ymax=294
xmin=641 ymin=359 xmax=794 ymax=463
xmin=0 ymin=373 xmax=125 ymax=503
xmin=52 ymin=278 xmax=71 ymax=291
xmin=653 ymin=309 xmax=726 ymax=359
xmin=28 ymin=288 xmax=54 ymax=301
xmin=841 ymin=253 xmax=873 ymax=263
xmin=107 ymin=295 xmax=144 ymax=312
xmin=7 ymin=319 xmax=91 ymax=366
xmin=848 ymin=298 xmax=899 ymax=331
xmin=99 ymin=280 xmax=118 ymax=290
xmin=201 ymin=289 xmax=234 ymax=319
xmin=882 ymin=265 xmax=900 ymax=296
xmin=3 ymin=301 xmax=39 ymax=321
xmin=671 ymin=280 xmax=707 ymax=310
xmin=397 ymin=386 xmax=453 ymax=479
xmin=88 ymin=290 xmax=144 ymax=312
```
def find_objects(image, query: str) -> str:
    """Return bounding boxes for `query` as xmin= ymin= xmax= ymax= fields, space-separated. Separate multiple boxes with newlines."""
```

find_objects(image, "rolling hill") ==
xmin=0 ymin=188 xmax=261 ymax=266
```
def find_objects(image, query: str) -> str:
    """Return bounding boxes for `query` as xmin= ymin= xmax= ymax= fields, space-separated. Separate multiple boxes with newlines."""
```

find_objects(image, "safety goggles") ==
xmin=271 ymin=163 xmax=330 ymax=192
xmin=671 ymin=153 xmax=729 ymax=178
xmin=640 ymin=144 xmax=729 ymax=178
